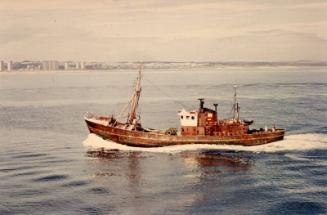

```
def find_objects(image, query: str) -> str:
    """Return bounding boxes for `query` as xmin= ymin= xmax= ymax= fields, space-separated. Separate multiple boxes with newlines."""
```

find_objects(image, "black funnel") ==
xmin=198 ymin=98 xmax=205 ymax=109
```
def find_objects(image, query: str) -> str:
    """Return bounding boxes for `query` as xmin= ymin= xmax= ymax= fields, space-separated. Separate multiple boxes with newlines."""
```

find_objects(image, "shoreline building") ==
xmin=7 ymin=61 xmax=13 ymax=71
xmin=64 ymin=62 xmax=69 ymax=70
xmin=80 ymin=62 xmax=85 ymax=70
xmin=0 ymin=61 xmax=4 ymax=71
xmin=42 ymin=61 xmax=59 ymax=71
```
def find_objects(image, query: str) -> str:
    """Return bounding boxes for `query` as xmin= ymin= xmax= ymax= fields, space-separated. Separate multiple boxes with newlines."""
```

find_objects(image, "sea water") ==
xmin=0 ymin=67 xmax=326 ymax=214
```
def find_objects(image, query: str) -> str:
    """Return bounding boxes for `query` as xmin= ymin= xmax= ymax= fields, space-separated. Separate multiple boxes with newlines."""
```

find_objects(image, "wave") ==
xmin=82 ymin=133 xmax=327 ymax=154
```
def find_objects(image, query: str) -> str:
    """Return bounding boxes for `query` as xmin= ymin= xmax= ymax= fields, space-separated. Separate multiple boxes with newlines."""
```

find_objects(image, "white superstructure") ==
xmin=178 ymin=109 xmax=198 ymax=127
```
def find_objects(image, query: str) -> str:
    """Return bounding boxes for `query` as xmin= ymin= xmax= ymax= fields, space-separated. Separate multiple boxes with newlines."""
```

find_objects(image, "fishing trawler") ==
xmin=85 ymin=68 xmax=285 ymax=147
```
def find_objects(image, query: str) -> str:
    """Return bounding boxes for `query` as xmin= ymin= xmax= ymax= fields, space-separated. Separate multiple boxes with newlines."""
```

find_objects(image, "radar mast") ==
xmin=232 ymin=85 xmax=240 ymax=121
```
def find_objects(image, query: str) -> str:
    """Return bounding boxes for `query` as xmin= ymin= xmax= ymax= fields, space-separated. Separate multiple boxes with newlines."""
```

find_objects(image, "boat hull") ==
xmin=85 ymin=119 xmax=285 ymax=147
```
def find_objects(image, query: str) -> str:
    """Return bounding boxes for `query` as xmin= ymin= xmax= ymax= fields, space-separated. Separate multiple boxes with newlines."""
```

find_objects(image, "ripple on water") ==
xmin=79 ymin=207 xmax=103 ymax=215
xmin=41 ymin=159 xmax=75 ymax=164
xmin=33 ymin=174 xmax=69 ymax=182
xmin=312 ymin=179 xmax=327 ymax=187
xmin=0 ymin=167 xmax=21 ymax=172
xmin=0 ymin=165 xmax=40 ymax=172
xmin=4 ymin=199 xmax=76 ymax=215
xmin=267 ymin=201 xmax=326 ymax=215
xmin=62 ymin=180 xmax=90 ymax=188
xmin=10 ymin=189 xmax=47 ymax=198
xmin=305 ymin=169 xmax=327 ymax=177
xmin=89 ymin=187 xmax=110 ymax=194
xmin=10 ymin=170 xmax=50 ymax=177
xmin=283 ymin=164 xmax=319 ymax=172
xmin=12 ymin=153 xmax=48 ymax=159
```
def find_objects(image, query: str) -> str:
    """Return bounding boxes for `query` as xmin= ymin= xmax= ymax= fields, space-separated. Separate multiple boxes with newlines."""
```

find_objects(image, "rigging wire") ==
xmin=115 ymin=67 xmax=142 ymax=122
xmin=143 ymin=75 xmax=192 ymax=110
xmin=114 ymin=70 xmax=192 ymax=122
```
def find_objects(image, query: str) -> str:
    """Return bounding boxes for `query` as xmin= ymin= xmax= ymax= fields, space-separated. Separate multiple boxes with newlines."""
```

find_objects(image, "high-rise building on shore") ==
xmin=64 ymin=62 xmax=69 ymax=70
xmin=42 ymin=61 xmax=59 ymax=71
xmin=7 ymin=61 xmax=13 ymax=71
xmin=80 ymin=62 xmax=85 ymax=70
xmin=0 ymin=61 xmax=4 ymax=71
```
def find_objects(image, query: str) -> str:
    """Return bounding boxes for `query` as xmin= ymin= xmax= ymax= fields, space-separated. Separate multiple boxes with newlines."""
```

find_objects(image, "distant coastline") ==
xmin=0 ymin=61 xmax=326 ymax=72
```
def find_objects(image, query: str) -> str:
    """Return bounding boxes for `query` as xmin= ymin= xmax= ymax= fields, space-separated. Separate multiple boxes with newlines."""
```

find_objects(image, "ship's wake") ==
xmin=83 ymin=133 xmax=327 ymax=153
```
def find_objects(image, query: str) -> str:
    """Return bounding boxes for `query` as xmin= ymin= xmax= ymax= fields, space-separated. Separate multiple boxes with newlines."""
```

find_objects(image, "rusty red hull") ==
xmin=85 ymin=119 xmax=285 ymax=147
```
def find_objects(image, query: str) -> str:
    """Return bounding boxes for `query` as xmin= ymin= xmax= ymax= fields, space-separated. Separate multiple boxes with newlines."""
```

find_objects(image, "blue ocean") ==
xmin=0 ymin=67 xmax=326 ymax=214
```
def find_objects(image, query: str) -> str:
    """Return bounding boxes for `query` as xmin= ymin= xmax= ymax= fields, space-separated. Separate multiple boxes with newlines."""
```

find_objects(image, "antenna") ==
xmin=236 ymin=102 xmax=240 ymax=121
xmin=232 ymin=85 xmax=238 ymax=120
xmin=232 ymin=84 xmax=240 ymax=121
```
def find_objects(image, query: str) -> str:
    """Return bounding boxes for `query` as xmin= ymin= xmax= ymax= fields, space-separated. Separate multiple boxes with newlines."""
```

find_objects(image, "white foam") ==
xmin=83 ymin=133 xmax=327 ymax=153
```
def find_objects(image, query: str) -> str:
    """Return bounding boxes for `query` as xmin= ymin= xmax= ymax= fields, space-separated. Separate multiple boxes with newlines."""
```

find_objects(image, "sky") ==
xmin=0 ymin=0 xmax=327 ymax=62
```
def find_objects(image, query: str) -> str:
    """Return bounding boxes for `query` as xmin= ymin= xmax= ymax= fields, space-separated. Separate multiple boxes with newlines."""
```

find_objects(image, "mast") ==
xmin=236 ymin=102 xmax=240 ymax=121
xmin=127 ymin=66 xmax=143 ymax=125
xmin=232 ymin=85 xmax=240 ymax=121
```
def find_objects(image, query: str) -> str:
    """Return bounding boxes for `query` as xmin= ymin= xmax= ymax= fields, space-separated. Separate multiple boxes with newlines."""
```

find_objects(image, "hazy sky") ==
xmin=1 ymin=0 xmax=327 ymax=61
